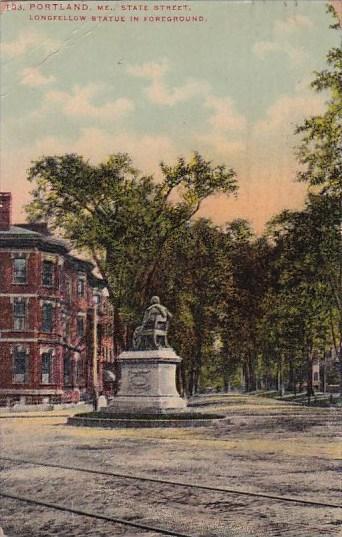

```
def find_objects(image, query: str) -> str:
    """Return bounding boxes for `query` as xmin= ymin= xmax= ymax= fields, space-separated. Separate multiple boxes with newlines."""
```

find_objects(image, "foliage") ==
xmin=295 ymin=6 xmax=341 ymax=198
xmin=26 ymin=152 xmax=237 ymax=348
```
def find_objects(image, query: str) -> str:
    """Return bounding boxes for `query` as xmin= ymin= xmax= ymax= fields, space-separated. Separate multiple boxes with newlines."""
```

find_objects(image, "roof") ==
xmin=0 ymin=224 xmax=70 ymax=254
xmin=67 ymin=253 xmax=95 ymax=273
xmin=1 ymin=225 xmax=41 ymax=236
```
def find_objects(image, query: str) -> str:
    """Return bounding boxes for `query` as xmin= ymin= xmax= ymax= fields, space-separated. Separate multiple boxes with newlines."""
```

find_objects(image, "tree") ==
xmin=294 ymin=4 xmax=342 ymax=394
xmin=218 ymin=221 xmax=272 ymax=392
xmin=152 ymin=218 xmax=233 ymax=395
xmin=264 ymin=207 xmax=335 ymax=399
xmin=296 ymin=5 xmax=341 ymax=198
xmin=26 ymin=152 xmax=237 ymax=351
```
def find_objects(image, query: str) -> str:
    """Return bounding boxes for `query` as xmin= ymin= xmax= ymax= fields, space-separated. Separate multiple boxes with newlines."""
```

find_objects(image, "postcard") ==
xmin=0 ymin=1 xmax=341 ymax=536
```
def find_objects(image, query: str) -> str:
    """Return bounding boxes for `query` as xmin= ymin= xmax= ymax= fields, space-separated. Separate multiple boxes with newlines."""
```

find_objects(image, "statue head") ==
xmin=150 ymin=296 xmax=160 ymax=305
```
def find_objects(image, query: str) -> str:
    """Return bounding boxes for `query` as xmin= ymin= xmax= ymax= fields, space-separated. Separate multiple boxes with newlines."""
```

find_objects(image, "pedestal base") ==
xmin=106 ymin=348 xmax=186 ymax=414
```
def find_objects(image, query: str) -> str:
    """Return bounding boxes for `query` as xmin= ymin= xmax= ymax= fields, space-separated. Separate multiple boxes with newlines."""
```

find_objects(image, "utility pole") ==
xmin=92 ymin=292 xmax=99 ymax=411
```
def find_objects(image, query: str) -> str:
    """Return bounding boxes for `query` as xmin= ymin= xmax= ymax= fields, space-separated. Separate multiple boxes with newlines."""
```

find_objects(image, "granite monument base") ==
xmin=105 ymin=348 xmax=186 ymax=414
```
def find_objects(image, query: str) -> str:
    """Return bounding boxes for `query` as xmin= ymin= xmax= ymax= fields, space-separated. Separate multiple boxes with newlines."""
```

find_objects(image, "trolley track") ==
xmin=1 ymin=456 xmax=340 ymax=509
xmin=0 ymin=491 xmax=194 ymax=537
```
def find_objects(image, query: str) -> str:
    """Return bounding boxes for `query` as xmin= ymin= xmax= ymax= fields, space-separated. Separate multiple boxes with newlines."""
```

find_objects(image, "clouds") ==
xmin=127 ymin=58 xmax=247 ymax=158
xmin=45 ymin=84 xmax=134 ymax=122
xmin=253 ymin=15 xmax=314 ymax=66
xmin=243 ymin=90 xmax=325 ymax=175
xmin=126 ymin=58 xmax=248 ymax=161
xmin=1 ymin=30 xmax=60 ymax=59
xmin=70 ymin=128 xmax=178 ymax=173
xmin=127 ymin=60 xmax=209 ymax=106
xmin=205 ymin=95 xmax=246 ymax=133
xmin=2 ymin=83 xmax=323 ymax=233
xmin=255 ymin=93 xmax=324 ymax=136
xmin=1 ymin=2 xmax=331 ymax=234
xmin=196 ymin=92 xmax=322 ymax=232
xmin=274 ymin=14 xmax=314 ymax=34
xmin=20 ymin=67 xmax=55 ymax=87
xmin=253 ymin=40 xmax=306 ymax=66
xmin=194 ymin=95 xmax=247 ymax=158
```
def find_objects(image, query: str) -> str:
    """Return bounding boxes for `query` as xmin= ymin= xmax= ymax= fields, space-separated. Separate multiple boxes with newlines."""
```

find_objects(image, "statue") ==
xmin=103 ymin=295 xmax=186 ymax=413
xmin=133 ymin=296 xmax=172 ymax=350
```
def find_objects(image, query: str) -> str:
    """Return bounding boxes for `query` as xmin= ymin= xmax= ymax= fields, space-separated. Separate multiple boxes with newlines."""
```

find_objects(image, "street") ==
xmin=0 ymin=394 xmax=341 ymax=537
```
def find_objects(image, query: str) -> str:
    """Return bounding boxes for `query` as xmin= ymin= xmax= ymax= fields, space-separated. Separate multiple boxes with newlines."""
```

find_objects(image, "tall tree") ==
xmin=294 ymin=4 xmax=342 ymax=392
xmin=296 ymin=4 xmax=341 ymax=198
xmin=26 ymin=152 xmax=237 ymax=350
xmin=265 ymin=207 xmax=335 ymax=398
xmin=153 ymin=219 xmax=233 ymax=395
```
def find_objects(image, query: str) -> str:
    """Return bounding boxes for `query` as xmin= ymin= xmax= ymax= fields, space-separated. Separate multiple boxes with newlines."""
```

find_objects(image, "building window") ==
xmin=13 ymin=347 xmax=28 ymax=383
xmin=42 ymin=303 xmax=53 ymax=333
xmin=64 ymin=354 xmax=72 ymax=385
xmin=64 ymin=317 xmax=71 ymax=339
xmin=77 ymin=316 xmax=85 ymax=337
xmin=42 ymin=260 xmax=54 ymax=287
xmin=41 ymin=351 xmax=53 ymax=384
xmin=77 ymin=277 xmax=86 ymax=297
xmin=313 ymin=372 xmax=319 ymax=381
xmin=13 ymin=257 xmax=27 ymax=284
xmin=75 ymin=355 xmax=83 ymax=382
xmin=64 ymin=275 xmax=72 ymax=303
xmin=13 ymin=298 xmax=27 ymax=330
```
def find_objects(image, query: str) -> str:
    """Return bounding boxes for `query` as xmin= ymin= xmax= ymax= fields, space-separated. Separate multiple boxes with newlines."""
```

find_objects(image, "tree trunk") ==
xmin=322 ymin=353 xmax=327 ymax=393
xmin=181 ymin=362 xmax=187 ymax=397
xmin=194 ymin=368 xmax=200 ymax=394
xmin=306 ymin=349 xmax=315 ymax=404
xmin=339 ymin=342 xmax=342 ymax=397
xmin=188 ymin=366 xmax=195 ymax=396
xmin=288 ymin=355 xmax=295 ymax=393
xmin=112 ymin=359 xmax=121 ymax=396
xmin=111 ymin=307 xmax=126 ymax=395
xmin=113 ymin=307 xmax=126 ymax=354
xmin=278 ymin=355 xmax=285 ymax=396
xmin=243 ymin=361 xmax=249 ymax=392
xmin=244 ymin=353 xmax=256 ymax=392
xmin=176 ymin=364 xmax=184 ymax=397
xmin=223 ymin=369 xmax=230 ymax=393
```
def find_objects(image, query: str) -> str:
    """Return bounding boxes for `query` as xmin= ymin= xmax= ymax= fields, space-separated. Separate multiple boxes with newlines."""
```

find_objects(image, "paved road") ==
xmin=0 ymin=395 xmax=341 ymax=536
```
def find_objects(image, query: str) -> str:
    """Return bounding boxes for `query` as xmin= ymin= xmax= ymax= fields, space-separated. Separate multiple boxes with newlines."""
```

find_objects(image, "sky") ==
xmin=0 ymin=0 xmax=340 ymax=233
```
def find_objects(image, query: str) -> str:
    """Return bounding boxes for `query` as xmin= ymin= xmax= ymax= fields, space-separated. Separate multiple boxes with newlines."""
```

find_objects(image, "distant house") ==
xmin=0 ymin=192 xmax=114 ymax=406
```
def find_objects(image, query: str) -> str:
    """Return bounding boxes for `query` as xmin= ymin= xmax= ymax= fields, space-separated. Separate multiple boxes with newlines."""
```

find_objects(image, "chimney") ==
xmin=0 ymin=192 xmax=12 ymax=231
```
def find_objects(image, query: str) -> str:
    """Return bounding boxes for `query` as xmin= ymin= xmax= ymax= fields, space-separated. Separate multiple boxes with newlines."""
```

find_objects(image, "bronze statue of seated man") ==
xmin=133 ymin=296 xmax=172 ymax=350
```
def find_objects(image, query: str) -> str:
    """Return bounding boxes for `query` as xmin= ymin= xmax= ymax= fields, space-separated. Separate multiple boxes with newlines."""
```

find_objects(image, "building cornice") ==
xmin=0 ymin=236 xmax=69 ymax=255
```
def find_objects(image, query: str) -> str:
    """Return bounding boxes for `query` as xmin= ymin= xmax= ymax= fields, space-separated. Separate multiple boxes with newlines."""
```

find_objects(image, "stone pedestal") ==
xmin=106 ymin=348 xmax=186 ymax=413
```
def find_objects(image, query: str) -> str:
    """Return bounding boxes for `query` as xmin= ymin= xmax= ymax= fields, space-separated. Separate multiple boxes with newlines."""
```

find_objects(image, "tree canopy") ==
xmin=26 ymin=152 xmax=237 ymax=348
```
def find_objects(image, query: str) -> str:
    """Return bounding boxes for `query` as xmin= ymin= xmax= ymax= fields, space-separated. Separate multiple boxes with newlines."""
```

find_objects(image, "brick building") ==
xmin=0 ymin=192 xmax=114 ymax=406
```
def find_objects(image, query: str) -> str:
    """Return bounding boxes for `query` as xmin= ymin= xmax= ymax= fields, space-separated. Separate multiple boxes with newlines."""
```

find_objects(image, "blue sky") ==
xmin=0 ymin=1 xmax=340 ymax=231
